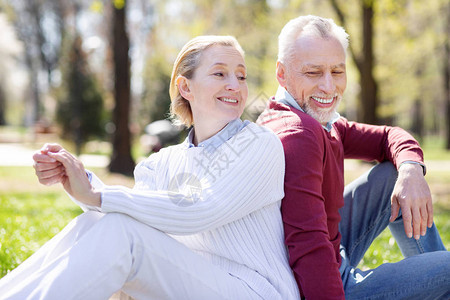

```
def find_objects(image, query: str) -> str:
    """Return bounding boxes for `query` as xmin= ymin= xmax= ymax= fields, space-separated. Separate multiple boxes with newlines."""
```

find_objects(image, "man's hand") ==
xmin=390 ymin=163 xmax=433 ymax=240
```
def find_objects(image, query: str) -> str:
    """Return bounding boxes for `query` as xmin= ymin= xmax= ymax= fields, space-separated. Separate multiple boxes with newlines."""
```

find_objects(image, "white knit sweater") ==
xmin=75 ymin=120 xmax=299 ymax=299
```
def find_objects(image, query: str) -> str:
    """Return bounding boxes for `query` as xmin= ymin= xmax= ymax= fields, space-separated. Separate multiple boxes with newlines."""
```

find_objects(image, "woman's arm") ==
xmin=101 ymin=125 xmax=285 ymax=234
xmin=50 ymin=125 xmax=285 ymax=235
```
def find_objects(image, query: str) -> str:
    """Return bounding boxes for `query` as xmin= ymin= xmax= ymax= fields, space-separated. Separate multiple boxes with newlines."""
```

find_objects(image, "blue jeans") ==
xmin=339 ymin=162 xmax=449 ymax=300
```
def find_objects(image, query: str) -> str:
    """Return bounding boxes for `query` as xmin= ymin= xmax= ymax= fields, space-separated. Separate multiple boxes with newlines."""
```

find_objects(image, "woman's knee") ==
xmin=95 ymin=212 xmax=157 ymax=240
xmin=98 ymin=213 xmax=175 ymax=248
xmin=98 ymin=212 xmax=137 ymax=228
xmin=78 ymin=210 xmax=104 ymax=222
xmin=67 ymin=210 xmax=104 ymax=233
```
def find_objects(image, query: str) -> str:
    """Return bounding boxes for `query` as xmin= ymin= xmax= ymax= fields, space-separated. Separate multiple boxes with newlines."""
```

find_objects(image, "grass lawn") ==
xmin=0 ymin=191 xmax=82 ymax=276
xmin=0 ymin=166 xmax=134 ymax=278
xmin=0 ymin=160 xmax=449 ymax=279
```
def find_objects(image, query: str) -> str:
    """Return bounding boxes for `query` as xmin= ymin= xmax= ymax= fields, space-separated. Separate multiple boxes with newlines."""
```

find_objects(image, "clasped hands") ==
xmin=33 ymin=143 xmax=101 ymax=207
xmin=390 ymin=163 xmax=433 ymax=240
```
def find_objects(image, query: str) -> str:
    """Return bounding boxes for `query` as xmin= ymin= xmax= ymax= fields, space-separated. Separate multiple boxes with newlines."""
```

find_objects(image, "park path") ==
xmin=0 ymin=143 xmax=109 ymax=167
xmin=1 ymin=142 xmax=450 ymax=171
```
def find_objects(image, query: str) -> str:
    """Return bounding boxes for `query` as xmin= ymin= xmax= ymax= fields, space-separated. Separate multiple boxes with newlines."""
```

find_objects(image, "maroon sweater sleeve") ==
xmin=336 ymin=118 xmax=424 ymax=167
xmin=279 ymin=124 xmax=345 ymax=300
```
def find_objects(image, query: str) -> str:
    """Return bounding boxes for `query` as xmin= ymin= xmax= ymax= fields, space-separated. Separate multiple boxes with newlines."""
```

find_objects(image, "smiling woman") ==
xmin=174 ymin=42 xmax=248 ymax=145
xmin=0 ymin=36 xmax=300 ymax=300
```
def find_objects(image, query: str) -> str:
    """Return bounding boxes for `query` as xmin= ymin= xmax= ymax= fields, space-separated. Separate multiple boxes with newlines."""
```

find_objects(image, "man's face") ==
xmin=277 ymin=35 xmax=347 ymax=125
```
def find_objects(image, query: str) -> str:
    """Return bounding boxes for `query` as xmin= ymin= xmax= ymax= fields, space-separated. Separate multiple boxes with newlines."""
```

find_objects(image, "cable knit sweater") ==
xmin=72 ymin=119 xmax=300 ymax=300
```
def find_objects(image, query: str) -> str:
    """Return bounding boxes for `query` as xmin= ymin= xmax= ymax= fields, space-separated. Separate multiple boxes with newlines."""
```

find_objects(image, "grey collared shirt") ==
xmin=275 ymin=86 xmax=340 ymax=132
xmin=184 ymin=118 xmax=250 ymax=150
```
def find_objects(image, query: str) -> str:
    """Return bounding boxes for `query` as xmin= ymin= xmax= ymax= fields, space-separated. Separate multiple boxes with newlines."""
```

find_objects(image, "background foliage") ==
xmin=56 ymin=35 xmax=106 ymax=155
xmin=0 ymin=0 xmax=449 ymax=285
xmin=0 ymin=0 xmax=449 ymax=148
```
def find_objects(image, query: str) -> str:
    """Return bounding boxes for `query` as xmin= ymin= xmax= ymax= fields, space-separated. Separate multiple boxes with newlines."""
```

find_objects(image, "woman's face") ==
xmin=183 ymin=45 xmax=248 ymax=129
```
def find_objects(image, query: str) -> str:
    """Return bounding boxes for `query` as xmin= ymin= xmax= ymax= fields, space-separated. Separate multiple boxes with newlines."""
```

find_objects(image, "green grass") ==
xmin=420 ymin=135 xmax=450 ymax=161
xmin=0 ymin=157 xmax=449 ymax=279
xmin=359 ymin=209 xmax=450 ymax=269
xmin=0 ymin=166 xmax=134 ymax=278
xmin=0 ymin=192 xmax=82 ymax=276
xmin=346 ymin=159 xmax=450 ymax=270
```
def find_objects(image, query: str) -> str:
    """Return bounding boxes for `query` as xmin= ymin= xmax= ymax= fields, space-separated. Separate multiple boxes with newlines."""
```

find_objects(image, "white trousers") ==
xmin=0 ymin=211 xmax=260 ymax=300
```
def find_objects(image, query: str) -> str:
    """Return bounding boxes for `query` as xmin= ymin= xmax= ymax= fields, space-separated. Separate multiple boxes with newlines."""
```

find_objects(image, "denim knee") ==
xmin=369 ymin=161 xmax=397 ymax=186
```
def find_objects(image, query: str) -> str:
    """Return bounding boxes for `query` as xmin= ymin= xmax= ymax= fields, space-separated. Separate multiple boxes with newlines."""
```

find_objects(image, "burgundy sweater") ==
xmin=257 ymin=100 xmax=424 ymax=299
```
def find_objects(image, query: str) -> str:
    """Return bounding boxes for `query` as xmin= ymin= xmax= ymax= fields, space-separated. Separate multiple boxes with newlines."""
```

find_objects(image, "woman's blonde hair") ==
xmin=169 ymin=35 xmax=244 ymax=127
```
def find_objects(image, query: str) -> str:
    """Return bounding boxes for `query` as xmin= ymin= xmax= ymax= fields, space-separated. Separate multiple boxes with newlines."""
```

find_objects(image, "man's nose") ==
xmin=319 ymin=72 xmax=335 ymax=94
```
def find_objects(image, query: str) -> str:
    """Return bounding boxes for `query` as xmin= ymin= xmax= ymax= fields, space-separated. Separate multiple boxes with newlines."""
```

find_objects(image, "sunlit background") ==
xmin=0 ymin=0 xmax=449 ymax=278
xmin=0 ymin=0 xmax=449 ymax=158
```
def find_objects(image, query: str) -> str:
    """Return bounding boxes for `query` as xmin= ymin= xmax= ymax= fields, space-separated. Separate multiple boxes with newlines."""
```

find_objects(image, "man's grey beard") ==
xmin=302 ymin=97 xmax=341 ymax=125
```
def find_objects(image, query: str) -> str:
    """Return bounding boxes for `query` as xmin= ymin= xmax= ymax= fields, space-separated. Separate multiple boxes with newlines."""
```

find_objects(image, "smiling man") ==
xmin=257 ymin=15 xmax=449 ymax=300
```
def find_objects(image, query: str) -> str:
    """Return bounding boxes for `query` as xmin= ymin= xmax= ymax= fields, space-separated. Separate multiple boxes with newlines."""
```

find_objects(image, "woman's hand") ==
xmin=33 ymin=143 xmax=101 ymax=207
xmin=33 ymin=144 xmax=65 ymax=186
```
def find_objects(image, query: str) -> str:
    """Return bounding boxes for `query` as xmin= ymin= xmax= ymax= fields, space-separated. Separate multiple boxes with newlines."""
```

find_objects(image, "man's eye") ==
xmin=306 ymin=72 xmax=320 ymax=76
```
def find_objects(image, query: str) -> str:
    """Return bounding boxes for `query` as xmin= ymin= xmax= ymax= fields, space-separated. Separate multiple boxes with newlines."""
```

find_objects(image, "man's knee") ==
xmin=367 ymin=161 xmax=398 ymax=189
xmin=373 ymin=161 xmax=397 ymax=178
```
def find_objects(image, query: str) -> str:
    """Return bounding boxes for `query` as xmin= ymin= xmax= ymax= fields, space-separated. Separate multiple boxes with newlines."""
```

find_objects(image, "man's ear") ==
xmin=176 ymin=76 xmax=193 ymax=101
xmin=276 ymin=61 xmax=287 ymax=87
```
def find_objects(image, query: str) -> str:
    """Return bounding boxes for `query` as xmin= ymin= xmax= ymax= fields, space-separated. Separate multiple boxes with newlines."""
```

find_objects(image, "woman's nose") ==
xmin=226 ymin=75 xmax=240 ymax=91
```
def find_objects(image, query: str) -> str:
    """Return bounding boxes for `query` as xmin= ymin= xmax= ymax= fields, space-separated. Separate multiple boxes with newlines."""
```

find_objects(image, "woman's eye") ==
xmin=238 ymin=75 xmax=247 ymax=81
xmin=213 ymin=72 xmax=224 ymax=77
xmin=306 ymin=72 xmax=320 ymax=76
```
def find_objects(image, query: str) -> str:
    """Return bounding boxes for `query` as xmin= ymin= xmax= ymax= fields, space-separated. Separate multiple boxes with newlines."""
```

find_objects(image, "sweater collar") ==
xmin=184 ymin=118 xmax=249 ymax=150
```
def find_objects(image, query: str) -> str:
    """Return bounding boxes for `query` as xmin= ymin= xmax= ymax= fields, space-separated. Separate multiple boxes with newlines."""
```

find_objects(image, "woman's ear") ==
xmin=177 ymin=76 xmax=193 ymax=101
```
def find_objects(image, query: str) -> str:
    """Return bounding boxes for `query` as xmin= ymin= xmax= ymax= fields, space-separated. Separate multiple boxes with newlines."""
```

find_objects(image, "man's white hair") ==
xmin=278 ymin=15 xmax=349 ymax=64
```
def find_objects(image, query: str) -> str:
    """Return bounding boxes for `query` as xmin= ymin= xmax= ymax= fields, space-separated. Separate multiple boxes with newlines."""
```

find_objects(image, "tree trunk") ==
xmin=24 ymin=49 xmax=41 ymax=126
xmin=330 ymin=0 xmax=379 ymax=124
xmin=0 ymin=83 xmax=5 ymax=125
xmin=108 ymin=1 xmax=135 ymax=175
xmin=359 ymin=1 xmax=378 ymax=124
xmin=411 ymin=99 xmax=424 ymax=144
xmin=445 ymin=2 xmax=450 ymax=149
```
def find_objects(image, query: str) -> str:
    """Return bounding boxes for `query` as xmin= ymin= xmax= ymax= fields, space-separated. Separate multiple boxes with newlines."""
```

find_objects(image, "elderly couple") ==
xmin=0 ymin=15 xmax=448 ymax=300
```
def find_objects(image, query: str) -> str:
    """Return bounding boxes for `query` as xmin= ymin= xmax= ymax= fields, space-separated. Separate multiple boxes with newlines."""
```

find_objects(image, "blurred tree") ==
xmin=157 ymin=0 xmax=276 ymax=120
xmin=330 ymin=0 xmax=379 ymax=124
xmin=445 ymin=1 xmax=450 ymax=149
xmin=56 ymin=35 xmax=106 ymax=155
xmin=6 ymin=0 xmax=65 ymax=126
xmin=109 ymin=0 xmax=135 ymax=175
xmin=0 ymin=82 xmax=5 ymax=125
xmin=141 ymin=53 xmax=172 ymax=125
xmin=373 ymin=0 xmax=447 ymax=140
xmin=132 ymin=1 xmax=168 ymax=127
